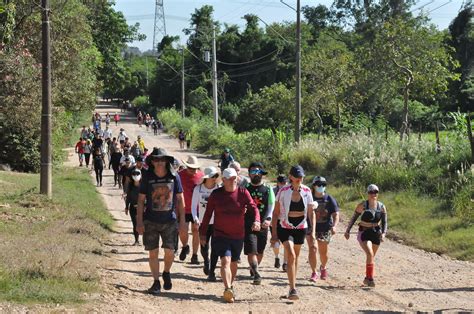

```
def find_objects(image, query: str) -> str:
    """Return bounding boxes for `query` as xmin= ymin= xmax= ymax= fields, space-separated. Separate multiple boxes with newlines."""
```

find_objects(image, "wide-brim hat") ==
xmin=182 ymin=155 xmax=201 ymax=169
xmin=147 ymin=147 xmax=174 ymax=165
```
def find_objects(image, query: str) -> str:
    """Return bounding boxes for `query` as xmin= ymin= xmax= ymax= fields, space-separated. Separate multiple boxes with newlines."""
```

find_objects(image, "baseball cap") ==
xmin=222 ymin=168 xmax=237 ymax=179
xmin=289 ymin=165 xmax=305 ymax=178
xmin=276 ymin=174 xmax=288 ymax=183
xmin=312 ymin=176 xmax=327 ymax=185
xmin=367 ymin=184 xmax=379 ymax=193
xmin=136 ymin=156 xmax=144 ymax=162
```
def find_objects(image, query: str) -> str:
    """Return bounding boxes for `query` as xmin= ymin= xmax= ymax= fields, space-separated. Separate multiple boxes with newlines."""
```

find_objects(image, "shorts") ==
xmin=357 ymin=227 xmax=382 ymax=246
xmin=277 ymin=224 xmax=306 ymax=245
xmin=244 ymin=228 xmax=268 ymax=255
xmin=212 ymin=237 xmax=244 ymax=262
xmin=143 ymin=220 xmax=178 ymax=250
xmin=316 ymin=231 xmax=332 ymax=243
xmin=184 ymin=213 xmax=194 ymax=223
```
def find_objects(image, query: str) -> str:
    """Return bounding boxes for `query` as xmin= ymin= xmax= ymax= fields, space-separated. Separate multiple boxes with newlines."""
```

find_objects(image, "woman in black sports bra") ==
xmin=344 ymin=184 xmax=388 ymax=288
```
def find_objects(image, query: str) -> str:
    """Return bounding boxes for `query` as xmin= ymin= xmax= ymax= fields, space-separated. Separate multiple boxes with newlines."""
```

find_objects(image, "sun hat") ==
xmin=182 ymin=155 xmax=201 ymax=169
xmin=200 ymin=166 xmax=219 ymax=183
xmin=146 ymin=147 xmax=174 ymax=166
xmin=223 ymin=168 xmax=238 ymax=179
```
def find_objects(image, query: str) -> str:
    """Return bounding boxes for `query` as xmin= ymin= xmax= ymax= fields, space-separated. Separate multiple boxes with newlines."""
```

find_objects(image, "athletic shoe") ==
xmin=147 ymin=280 xmax=161 ymax=295
xmin=274 ymin=257 xmax=281 ymax=268
xmin=223 ymin=288 xmax=235 ymax=303
xmin=162 ymin=271 xmax=172 ymax=290
xmin=203 ymin=260 xmax=210 ymax=275
xmin=288 ymin=288 xmax=299 ymax=301
xmin=207 ymin=272 xmax=217 ymax=282
xmin=190 ymin=254 xmax=200 ymax=265
xmin=363 ymin=277 xmax=375 ymax=287
xmin=133 ymin=241 xmax=140 ymax=246
xmin=320 ymin=267 xmax=328 ymax=280
xmin=253 ymin=271 xmax=262 ymax=285
xmin=179 ymin=245 xmax=190 ymax=261
xmin=282 ymin=263 xmax=288 ymax=272
xmin=309 ymin=272 xmax=318 ymax=282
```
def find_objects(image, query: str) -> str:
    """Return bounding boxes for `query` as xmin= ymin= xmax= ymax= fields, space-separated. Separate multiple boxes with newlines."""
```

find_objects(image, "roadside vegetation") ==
xmin=0 ymin=167 xmax=113 ymax=303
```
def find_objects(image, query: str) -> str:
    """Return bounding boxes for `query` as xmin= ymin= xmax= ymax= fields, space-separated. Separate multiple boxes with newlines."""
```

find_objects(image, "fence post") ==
xmin=435 ymin=121 xmax=441 ymax=153
xmin=467 ymin=112 xmax=473 ymax=164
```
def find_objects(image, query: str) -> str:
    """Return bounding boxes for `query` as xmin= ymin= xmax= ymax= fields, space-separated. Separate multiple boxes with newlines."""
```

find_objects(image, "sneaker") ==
xmin=203 ymin=260 xmax=210 ymax=275
xmin=320 ymin=267 xmax=328 ymax=280
xmin=274 ymin=257 xmax=281 ymax=268
xmin=162 ymin=271 xmax=172 ymax=290
xmin=207 ymin=272 xmax=217 ymax=282
xmin=147 ymin=280 xmax=161 ymax=295
xmin=190 ymin=254 xmax=200 ymax=265
xmin=100 ymin=182 xmax=103 ymax=186
xmin=179 ymin=245 xmax=190 ymax=261
xmin=288 ymin=288 xmax=299 ymax=301
xmin=133 ymin=241 xmax=140 ymax=246
xmin=363 ymin=277 xmax=375 ymax=287
xmin=282 ymin=263 xmax=288 ymax=272
xmin=223 ymin=288 xmax=235 ymax=303
xmin=253 ymin=271 xmax=262 ymax=285
xmin=309 ymin=272 xmax=318 ymax=282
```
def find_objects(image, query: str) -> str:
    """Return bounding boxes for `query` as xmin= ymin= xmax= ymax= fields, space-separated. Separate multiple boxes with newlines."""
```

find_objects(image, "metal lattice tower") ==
xmin=153 ymin=0 xmax=166 ymax=54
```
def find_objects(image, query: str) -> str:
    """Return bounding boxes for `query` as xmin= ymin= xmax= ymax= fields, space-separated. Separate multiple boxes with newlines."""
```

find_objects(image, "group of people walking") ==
xmin=80 ymin=109 xmax=389 ymax=304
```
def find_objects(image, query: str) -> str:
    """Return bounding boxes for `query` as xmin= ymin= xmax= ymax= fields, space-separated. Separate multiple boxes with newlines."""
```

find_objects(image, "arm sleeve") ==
xmin=191 ymin=186 xmax=200 ymax=221
xmin=264 ymin=186 xmax=276 ymax=220
xmin=381 ymin=205 xmax=388 ymax=233
xmin=244 ymin=189 xmax=260 ymax=223
xmin=345 ymin=212 xmax=361 ymax=233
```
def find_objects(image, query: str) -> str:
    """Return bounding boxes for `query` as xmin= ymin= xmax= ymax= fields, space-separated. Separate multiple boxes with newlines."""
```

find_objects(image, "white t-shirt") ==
xmin=103 ymin=129 xmax=112 ymax=140
xmin=118 ymin=131 xmax=127 ymax=141
xmin=191 ymin=183 xmax=220 ymax=224
xmin=119 ymin=154 xmax=135 ymax=166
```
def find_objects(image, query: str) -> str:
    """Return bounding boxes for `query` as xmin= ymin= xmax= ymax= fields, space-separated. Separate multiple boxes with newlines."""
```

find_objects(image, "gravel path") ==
xmin=67 ymin=102 xmax=474 ymax=312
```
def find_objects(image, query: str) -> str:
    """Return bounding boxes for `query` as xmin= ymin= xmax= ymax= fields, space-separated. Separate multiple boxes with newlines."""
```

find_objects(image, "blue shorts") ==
xmin=212 ymin=237 xmax=244 ymax=262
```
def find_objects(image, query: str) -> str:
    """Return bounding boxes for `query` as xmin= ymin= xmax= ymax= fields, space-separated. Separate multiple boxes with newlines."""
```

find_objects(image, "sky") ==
xmin=114 ymin=0 xmax=467 ymax=52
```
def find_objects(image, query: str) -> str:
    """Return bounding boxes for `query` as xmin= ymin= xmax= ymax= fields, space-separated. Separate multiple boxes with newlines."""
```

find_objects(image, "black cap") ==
xmin=276 ymin=174 xmax=288 ymax=183
xmin=289 ymin=165 xmax=305 ymax=178
xmin=248 ymin=162 xmax=268 ymax=175
xmin=136 ymin=156 xmax=144 ymax=162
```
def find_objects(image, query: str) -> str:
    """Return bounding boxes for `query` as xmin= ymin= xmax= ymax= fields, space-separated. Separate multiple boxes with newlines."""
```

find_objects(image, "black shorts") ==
xmin=184 ymin=213 xmax=194 ymax=223
xmin=212 ymin=237 xmax=244 ymax=262
xmin=277 ymin=224 xmax=306 ymax=245
xmin=244 ymin=228 xmax=268 ymax=255
xmin=357 ymin=227 xmax=382 ymax=246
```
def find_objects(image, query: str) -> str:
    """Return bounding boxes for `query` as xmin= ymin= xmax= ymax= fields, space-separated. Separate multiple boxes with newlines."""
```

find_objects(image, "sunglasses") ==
xmin=249 ymin=169 xmax=263 ymax=175
xmin=313 ymin=182 xmax=327 ymax=187
xmin=368 ymin=191 xmax=379 ymax=195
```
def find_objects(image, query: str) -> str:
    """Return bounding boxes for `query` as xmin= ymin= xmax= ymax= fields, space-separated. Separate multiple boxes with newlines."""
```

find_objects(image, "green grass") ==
xmin=330 ymin=185 xmax=474 ymax=261
xmin=0 ymin=167 xmax=112 ymax=304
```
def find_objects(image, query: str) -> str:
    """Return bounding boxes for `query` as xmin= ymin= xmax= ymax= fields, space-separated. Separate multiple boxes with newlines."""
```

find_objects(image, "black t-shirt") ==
xmin=245 ymin=183 xmax=272 ymax=230
xmin=139 ymin=169 xmax=183 ymax=223
xmin=93 ymin=153 xmax=104 ymax=169
xmin=313 ymin=194 xmax=339 ymax=232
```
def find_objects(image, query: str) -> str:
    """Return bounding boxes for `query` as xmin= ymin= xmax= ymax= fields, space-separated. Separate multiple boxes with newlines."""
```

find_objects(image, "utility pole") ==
xmin=295 ymin=0 xmax=301 ymax=143
xmin=40 ymin=0 xmax=52 ymax=198
xmin=181 ymin=48 xmax=185 ymax=118
xmin=212 ymin=27 xmax=218 ymax=127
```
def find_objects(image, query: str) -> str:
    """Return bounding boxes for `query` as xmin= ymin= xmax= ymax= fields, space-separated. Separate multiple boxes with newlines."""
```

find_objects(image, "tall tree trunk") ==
xmin=392 ymin=59 xmax=414 ymax=141
xmin=316 ymin=105 xmax=323 ymax=140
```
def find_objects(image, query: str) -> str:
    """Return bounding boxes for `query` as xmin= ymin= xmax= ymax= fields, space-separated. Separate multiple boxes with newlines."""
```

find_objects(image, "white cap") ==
xmin=222 ymin=168 xmax=237 ymax=179
xmin=367 ymin=184 xmax=379 ymax=193
xmin=202 ymin=166 xmax=218 ymax=179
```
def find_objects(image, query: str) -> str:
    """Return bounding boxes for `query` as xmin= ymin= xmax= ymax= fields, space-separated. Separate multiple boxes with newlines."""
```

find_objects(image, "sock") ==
xmin=366 ymin=263 xmax=374 ymax=279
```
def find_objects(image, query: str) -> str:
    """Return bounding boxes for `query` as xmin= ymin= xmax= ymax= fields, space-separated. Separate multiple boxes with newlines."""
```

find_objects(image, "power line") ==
xmin=217 ymin=49 xmax=280 ymax=65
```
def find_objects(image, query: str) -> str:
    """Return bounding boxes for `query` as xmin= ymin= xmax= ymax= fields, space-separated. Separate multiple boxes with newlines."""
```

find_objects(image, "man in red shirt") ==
xmin=200 ymin=167 xmax=261 ymax=303
xmin=178 ymin=156 xmax=204 ymax=264
xmin=75 ymin=137 xmax=85 ymax=167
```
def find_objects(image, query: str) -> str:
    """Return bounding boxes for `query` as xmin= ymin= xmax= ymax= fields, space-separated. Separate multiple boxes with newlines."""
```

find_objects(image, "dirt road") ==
xmin=72 ymin=103 xmax=473 ymax=312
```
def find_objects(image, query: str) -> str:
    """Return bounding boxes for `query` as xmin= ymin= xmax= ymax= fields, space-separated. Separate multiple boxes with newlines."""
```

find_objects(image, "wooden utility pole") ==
xmin=40 ymin=0 xmax=52 ymax=198
xmin=181 ymin=48 xmax=185 ymax=118
xmin=295 ymin=0 xmax=301 ymax=143
xmin=212 ymin=27 xmax=218 ymax=127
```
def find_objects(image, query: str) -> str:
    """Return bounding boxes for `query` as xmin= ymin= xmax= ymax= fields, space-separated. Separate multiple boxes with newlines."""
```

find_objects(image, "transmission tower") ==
xmin=153 ymin=0 xmax=166 ymax=54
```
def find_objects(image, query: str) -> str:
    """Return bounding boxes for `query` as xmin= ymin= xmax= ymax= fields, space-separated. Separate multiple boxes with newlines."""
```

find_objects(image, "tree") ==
xmin=449 ymin=2 xmax=474 ymax=112
xmin=302 ymin=32 xmax=355 ymax=136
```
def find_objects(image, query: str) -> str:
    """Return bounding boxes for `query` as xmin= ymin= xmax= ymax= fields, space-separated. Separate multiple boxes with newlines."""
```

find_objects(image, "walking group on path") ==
xmin=76 ymin=109 xmax=389 ymax=304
